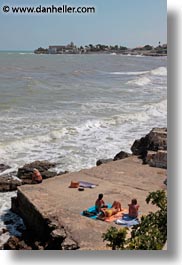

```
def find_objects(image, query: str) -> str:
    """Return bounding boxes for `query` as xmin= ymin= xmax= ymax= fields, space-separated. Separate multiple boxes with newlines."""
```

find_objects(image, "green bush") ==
xmin=102 ymin=226 xmax=128 ymax=250
xmin=102 ymin=190 xmax=167 ymax=250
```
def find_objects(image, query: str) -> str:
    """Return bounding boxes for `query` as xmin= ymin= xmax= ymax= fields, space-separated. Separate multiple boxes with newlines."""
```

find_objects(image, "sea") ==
xmin=0 ymin=51 xmax=167 ymax=246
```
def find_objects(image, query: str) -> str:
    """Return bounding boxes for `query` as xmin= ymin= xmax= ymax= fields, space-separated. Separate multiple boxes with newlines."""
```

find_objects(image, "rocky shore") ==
xmin=0 ymin=127 xmax=167 ymax=250
xmin=0 ymin=161 xmax=67 ymax=192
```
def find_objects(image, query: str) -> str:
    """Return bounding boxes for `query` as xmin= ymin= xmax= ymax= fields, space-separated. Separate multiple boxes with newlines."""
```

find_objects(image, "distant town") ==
xmin=34 ymin=42 xmax=167 ymax=56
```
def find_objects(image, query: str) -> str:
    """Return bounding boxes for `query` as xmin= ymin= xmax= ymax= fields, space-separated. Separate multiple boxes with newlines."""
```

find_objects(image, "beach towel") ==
xmin=81 ymin=204 xmax=112 ymax=219
xmin=115 ymin=213 xmax=140 ymax=226
xmin=78 ymin=181 xmax=97 ymax=188
xmin=104 ymin=208 xmax=128 ymax=222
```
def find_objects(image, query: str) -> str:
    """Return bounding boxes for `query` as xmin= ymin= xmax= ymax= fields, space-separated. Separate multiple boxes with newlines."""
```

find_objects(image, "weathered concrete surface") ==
xmin=13 ymin=156 xmax=167 ymax=250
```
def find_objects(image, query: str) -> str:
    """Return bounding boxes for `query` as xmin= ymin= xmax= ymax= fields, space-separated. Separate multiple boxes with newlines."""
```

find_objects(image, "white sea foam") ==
xmin=81 ymin=102 xmax=123 ymax=113
xmin=143 ymin=99 xmax=167 ymax=117
xmin=0 ymin=167 xmax=17 ymax=176
xmin=109 ymin=70 xmax=148 ymax=75
xmin=125 ymin=66 xmax=167 ymax=87
xmin=109 ymin=66 xmax=167 ymax=77
xmin=0 ymin=99 xmax=167 ymax=166
xmin=19 ymin=53 xmax=34 ymax=55
xmin=127 ymin=76 xmax=151 ymax=86
xmin=0 ymin=192 xmax=26 ymax=248
xmin=49 ymin=128 xmax=68 ymax=140
xmin=150 ymin=66 xmax=167 ymax=76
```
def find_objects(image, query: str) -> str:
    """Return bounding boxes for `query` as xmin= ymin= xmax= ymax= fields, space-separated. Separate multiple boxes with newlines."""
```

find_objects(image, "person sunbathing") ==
xmin=97 ymin=200 xmax=122 ymax=220
xmin=95 ymin=193 xmax=108 ymax=213
xmin=32 ymin=168 xmax=43 ymax=184
xmin=128 ymin=198 xmax=139 ymax=218
xmin=112 ymin=201 xmax=122 ymax=211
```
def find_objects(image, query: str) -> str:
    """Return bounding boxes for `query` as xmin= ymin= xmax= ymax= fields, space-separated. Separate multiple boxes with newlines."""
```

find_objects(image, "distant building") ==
xmin=48 ymin=46 xmax=65 ymax=54
xmin=48 ymin=43 xmax=79 ymax=54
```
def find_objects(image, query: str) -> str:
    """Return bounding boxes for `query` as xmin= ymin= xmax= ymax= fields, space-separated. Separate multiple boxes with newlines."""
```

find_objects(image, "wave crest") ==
xmin=150 ymin=67 xmax=167 ymax=76
xmin=127 ymin=76 xmax=151 ymax=86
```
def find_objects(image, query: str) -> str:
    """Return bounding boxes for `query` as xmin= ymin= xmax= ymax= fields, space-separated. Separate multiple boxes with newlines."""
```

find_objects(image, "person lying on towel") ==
xmin=97 ymin=201 xmax=122 ymax=220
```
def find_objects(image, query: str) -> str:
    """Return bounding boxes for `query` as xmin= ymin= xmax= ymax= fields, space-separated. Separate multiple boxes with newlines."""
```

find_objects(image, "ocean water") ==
xmin=0 ymin=52 xmax=167 ymax=245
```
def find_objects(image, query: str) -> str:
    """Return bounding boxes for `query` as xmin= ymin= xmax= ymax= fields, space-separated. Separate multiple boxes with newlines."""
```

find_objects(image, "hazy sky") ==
xmin=0 ymin=0 xmax=167 ymax=50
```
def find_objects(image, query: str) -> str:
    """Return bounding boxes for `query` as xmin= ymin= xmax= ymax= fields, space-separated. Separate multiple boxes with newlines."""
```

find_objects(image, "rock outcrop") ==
xmin=113 ymin=151 xmax=131 ymax=161
xmin=0 ymin=160 xmax=67 ymax=191
xmin=146 ymin=150 xmax=167 ymax=169
xmin=131 ymin=128 xmax=167 ymax=168
xmin=17 ymin=160 xmax=58 ymax=184
xmin=131 ymin=128 xmax=167 ymax=155
xmin=0 ymin=164 xmax=21 ymax=191
xmin=0 ymin=174 xmax=22 ymax=192
xmin=3 ymin=235 xmax=32 ymax=250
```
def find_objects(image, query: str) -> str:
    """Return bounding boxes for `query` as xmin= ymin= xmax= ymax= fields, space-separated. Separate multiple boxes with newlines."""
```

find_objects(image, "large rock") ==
xmin=0 ymin=174 xmax=22 ymax=192
xmin=113 ymin=151 xmax=131 ymax=161
xmin=131 ymin=128 xmax=167 ymax=155
xmin=3 ymin=236 xmax=32 ymax=250
xmin=17 ymin=160 xmax=56 ymax=177
xmin=147 ymin=127 xmax=167 ymax=150
xmin=96 ymin=151 xmax=131 ymax=166
xmin=146 ymin=150 xmax=167 ymax=169
xmin=3 ymin=221 xmax=78 ymax=250
xmin=131 ymin=128 xmax=167 ymax=167
xmin=131 ymin=136 xmax=149 ymax=156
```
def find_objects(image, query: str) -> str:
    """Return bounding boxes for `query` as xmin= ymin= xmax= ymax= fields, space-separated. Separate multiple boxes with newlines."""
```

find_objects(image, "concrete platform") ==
xmin=13 ymin=156 xmax=167 ymax=250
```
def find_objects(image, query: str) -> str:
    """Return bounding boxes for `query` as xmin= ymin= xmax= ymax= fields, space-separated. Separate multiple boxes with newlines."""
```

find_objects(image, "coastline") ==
xmin=34 ymin=43 xmax=167 ymax=57
xmin=0 ymin=128 xmax=167 ymax=250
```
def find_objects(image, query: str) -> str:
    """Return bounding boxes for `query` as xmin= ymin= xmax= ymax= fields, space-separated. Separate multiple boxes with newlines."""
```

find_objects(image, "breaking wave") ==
xmin=109 ymin=66 xmax=167 ymax=77
xmin=126 ymin=66 xmax=167 ymax=86
xmin=127 ymin=76 xmax=151 ymax=86
xmin=150 ymin=66 xmax=167 ymax=76
xmin=109 ymin=70 xmax=148 ymax=75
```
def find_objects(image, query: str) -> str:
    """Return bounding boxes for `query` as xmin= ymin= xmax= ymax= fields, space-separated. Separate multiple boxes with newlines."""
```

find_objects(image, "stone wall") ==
xmin=11 ymin=188 xmax=79 ymax=249
xmin=12 ymin=190 xmax=49 ymax=240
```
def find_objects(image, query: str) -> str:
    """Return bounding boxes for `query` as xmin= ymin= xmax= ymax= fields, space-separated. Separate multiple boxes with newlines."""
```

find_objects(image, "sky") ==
xmin=0 ymin=0 xmax=167 ymax=50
